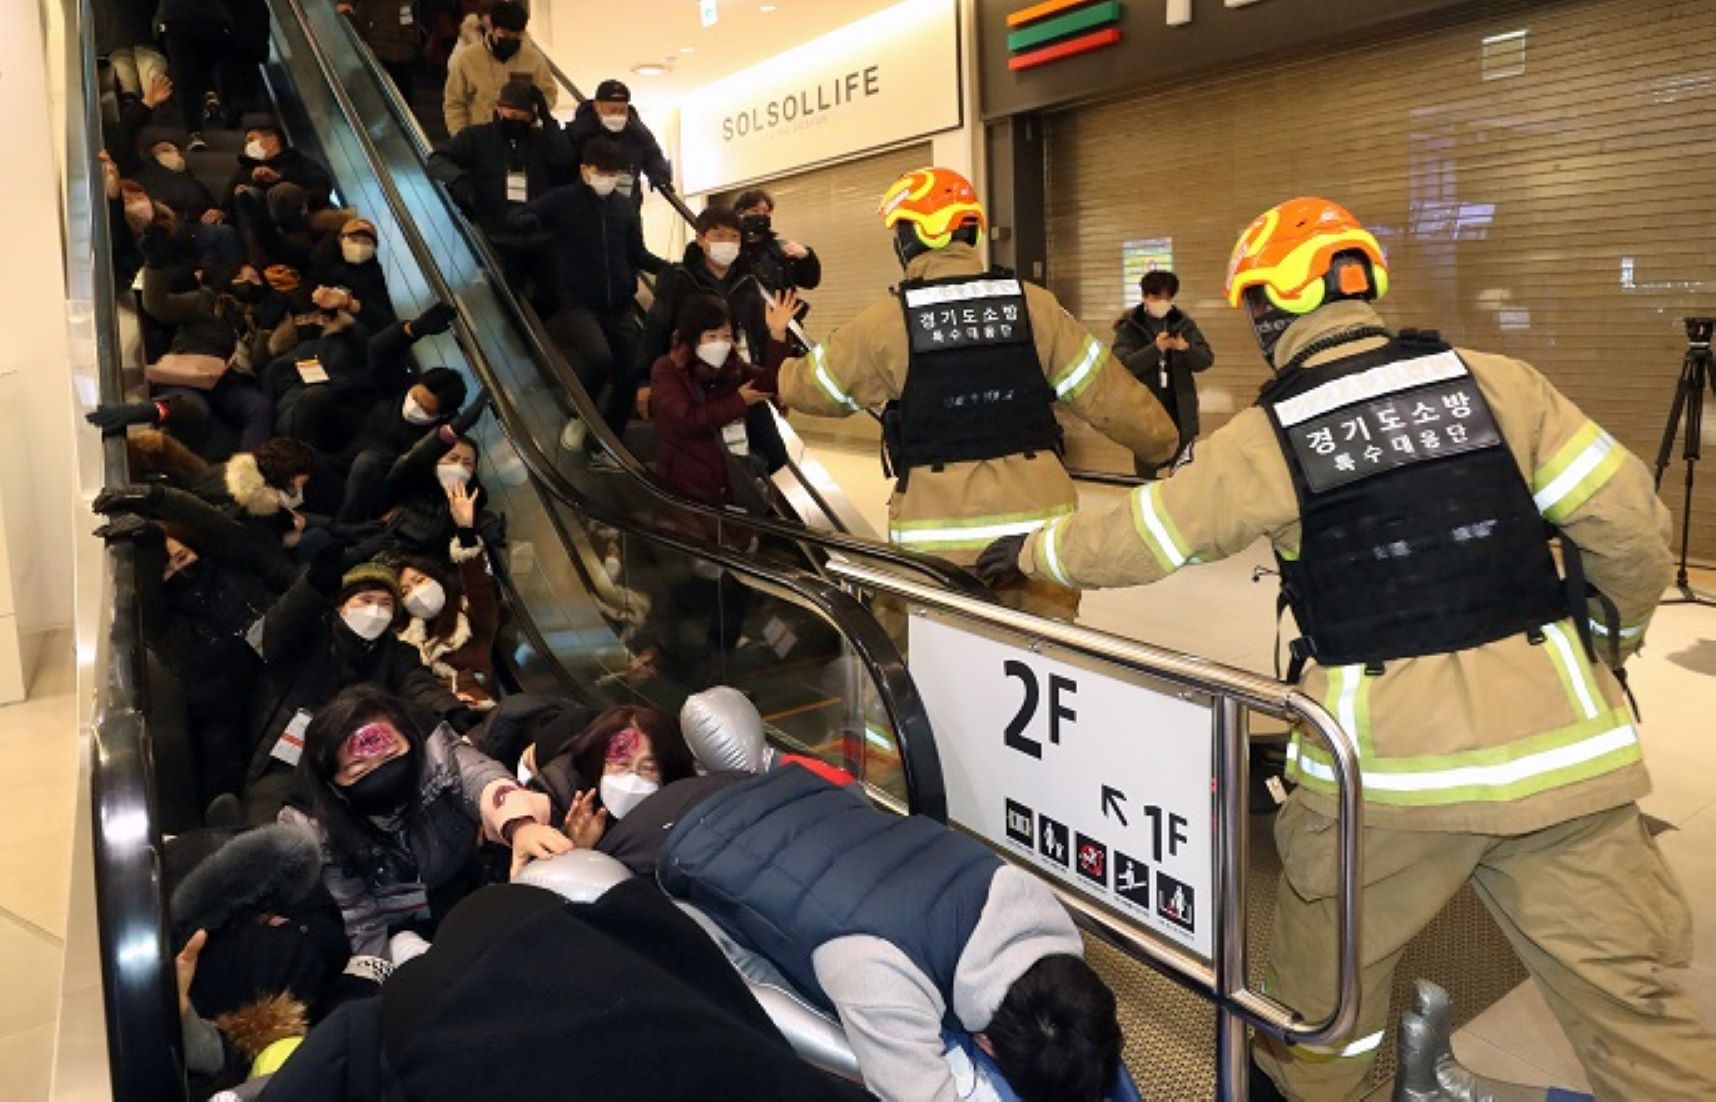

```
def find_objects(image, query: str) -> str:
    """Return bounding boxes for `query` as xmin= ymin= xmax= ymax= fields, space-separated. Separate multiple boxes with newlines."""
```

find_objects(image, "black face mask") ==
xmin=230 ymin=282 xmax=263 ymax=304
xmin=740 ymin=213 xmax=771 ymax=242
xmin=163 ymin=561 xmax=207 ymax=597
xmin=489 ymin=34 xmax=521 ymax=61
xmin=339 ymin=754 xmax=419 ymax=816
xmin=497 ymin=116 xmax=533 ymax=141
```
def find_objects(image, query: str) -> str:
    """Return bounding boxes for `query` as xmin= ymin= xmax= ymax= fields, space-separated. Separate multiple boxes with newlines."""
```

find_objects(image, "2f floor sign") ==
xmin=910 ymin=617 xmax=1217 ymax=959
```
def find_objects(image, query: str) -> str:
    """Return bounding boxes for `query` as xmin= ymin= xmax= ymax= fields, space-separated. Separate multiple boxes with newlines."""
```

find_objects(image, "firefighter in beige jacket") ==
xmin=982 ymin=197 xmax=1716 ymax=1101
xmin=777 ymin=167 xmax=1177 ymax=618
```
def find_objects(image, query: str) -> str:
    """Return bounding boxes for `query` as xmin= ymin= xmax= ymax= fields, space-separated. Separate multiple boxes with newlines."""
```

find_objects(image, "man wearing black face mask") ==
xmin=442 ymin=0 xmax=556 ymax=137
xmin=733 ymin=188 xmax=821 ymax=300
xmin=430 ymin=80 xmax=573 ymax=233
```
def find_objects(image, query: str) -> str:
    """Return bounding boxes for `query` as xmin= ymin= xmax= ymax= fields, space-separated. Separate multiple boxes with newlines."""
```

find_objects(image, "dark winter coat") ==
xmin=142 ymin=265 xmax=244 ymax=360
xmin=657 ymin=764 xmax=1002 ymax=1019
xmin=107 ymin=102 xmax=218 ymax=220
xmin=225 ymin=147 xmax=335 ymax=210
xmin=1111 ymin=304 xmax=1214 ymax=439
xmin=648 ymin=340 xmax=783 ymax=508
xmin=738 ymin=234 xmax=822 ymax=295
xmin=154 ymin=0 xmax=233 ymax=30
xmin=341 ymin=0 xmax=422 ymax=64
xmin=426 ymin=118 xmax=576 ymax=235
xmin=93 ymin=0 xmax=155 ymax=53
xmin=565 ymin=101 xmax=673 ymax=191
xmin=240 ymin=573 xmax=465 ymax=788
xmin=508 ymin=182 xmax=664 ymax=312
xmin=187 ymin=451 xmax=297 ymax=550
xmin=308 ymin=235 xmax=397 ymax=332
xmin=638 ymin=242 xmax=772 ymax=372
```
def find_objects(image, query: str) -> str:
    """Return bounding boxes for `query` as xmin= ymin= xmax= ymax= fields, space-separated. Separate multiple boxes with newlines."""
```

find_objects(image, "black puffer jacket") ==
xmin=508 ymin=182 xmax=665 ymax=312
xmin=225 ymin=147 xmax=335 ymax=210
xmin=637 ymin=243 xmax=772 ymax=371
xmin=565 ymin=102 xmax=673 ymax=191
xmin=308 ymin=235 xmax=397 ymax=333
xmin=427 ymin=119 xmax=576 ymax=235
xmin=1111 ymin=304 xmax=1214 ymax=439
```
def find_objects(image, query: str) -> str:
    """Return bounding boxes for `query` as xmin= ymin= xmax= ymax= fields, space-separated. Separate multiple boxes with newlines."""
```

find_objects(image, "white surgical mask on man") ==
xmin=706 ymin=241 xmax=741 ymax=268
xmin=696 ymin=340 xmax=733 ymax=368
xmin=1145 ymin=299 xmax=1173 ymax=320
xmin=600 ymin=113 xmax=627 ymax=133
xmin=245 ymin=140 xmax=270 ymax=162
xmin=599 ymin=772 xmax=659 ymax=819
xmin=403 ymin=580 xmax=447 ymax=620
xmin=341 ymin=239 xmax=377 ymax=265
xmin=156 ymin=150 xmax=187 ymax=173
xmin=402 ymin=394 xmax=437 ymax=425
xmin=588 ymin=174 xmax=619 ymax=198
xmin=341 ymin=604 xmax=393 ymax=641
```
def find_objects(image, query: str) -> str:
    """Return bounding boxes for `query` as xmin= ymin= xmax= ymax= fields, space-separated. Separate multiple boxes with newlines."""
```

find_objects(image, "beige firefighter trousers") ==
xmin=1253 ymin=797 xmax=1716 ymax=1101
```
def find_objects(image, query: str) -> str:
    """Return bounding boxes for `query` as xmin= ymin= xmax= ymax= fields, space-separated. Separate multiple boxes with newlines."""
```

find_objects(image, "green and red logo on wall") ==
xmin=1006 ymin=0 xmax=1122 ymax=71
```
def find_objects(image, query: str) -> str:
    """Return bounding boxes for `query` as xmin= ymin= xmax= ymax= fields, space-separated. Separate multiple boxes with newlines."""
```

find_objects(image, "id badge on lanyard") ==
xmin=721 ymin=419 xmax=749 ymax=456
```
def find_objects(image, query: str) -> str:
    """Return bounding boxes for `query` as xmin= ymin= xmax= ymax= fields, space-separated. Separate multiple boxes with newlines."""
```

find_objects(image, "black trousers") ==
xmin=548 ymin=305 xmax=640 ymax=440
xmin=160 ymin=20 xmax=234 ymax=130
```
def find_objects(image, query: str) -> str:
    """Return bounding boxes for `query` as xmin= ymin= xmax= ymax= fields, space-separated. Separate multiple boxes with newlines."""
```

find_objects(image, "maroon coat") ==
xmin=648 ymin=341 xmax=784 ymax=508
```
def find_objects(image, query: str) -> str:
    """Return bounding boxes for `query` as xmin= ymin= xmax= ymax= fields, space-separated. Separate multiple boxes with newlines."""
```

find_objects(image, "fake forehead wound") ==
xmin=606 ymin=727 xmax=644 ymax=764
xmin=347 ymin=722 xmax=397 ymax=761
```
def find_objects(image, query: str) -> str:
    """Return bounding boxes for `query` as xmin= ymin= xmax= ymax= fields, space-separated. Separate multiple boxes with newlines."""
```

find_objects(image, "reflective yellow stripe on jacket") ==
xmin=1286 ymin=620 xmax=1642 ymax=807
xmin=807 ymin=343 xmax=861 ymax=412
xmin=890 ymin=504 xmax=1075 ymax=553
xmin=1050 ymin=335 xmax=1104 ymax=401
xmin=1533 ymin=421 xmax=1624 ymax=524
xmin=1128 ymin=482 xmax=1197 ymax=573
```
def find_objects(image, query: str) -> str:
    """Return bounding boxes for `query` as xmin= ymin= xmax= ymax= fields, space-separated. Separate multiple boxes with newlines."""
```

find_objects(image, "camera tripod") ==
xmin=1651 ymin=318 xmax=1716 ymax=607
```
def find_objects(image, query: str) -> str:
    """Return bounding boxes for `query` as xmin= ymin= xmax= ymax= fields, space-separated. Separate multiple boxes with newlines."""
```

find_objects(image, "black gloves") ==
xmin=305 ymin=540 xmax=349 ymax=595
xmin=86 ymin=400 xmax=166 ymax=436
xmin=408 ymin=302 xmax=457 ymax=339
xmin=138 ymin=226 xmax=172 ymax=268
xmin=93 ymin=514 xmax=164 ymax=547
xmin=92 ymin=482 xmax=165 ymax=516
xmin=530 ymin=84 xmax=552 ymax=125
xmin=450 ymin=390 xmax=489 ymax=434
xmin=974 ymin=534 xmax=1027 ymax=587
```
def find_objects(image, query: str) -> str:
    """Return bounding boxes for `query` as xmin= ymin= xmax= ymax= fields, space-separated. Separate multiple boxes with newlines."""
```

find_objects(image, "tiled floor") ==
xmin=814 ymin=438 xmax=1716 ymax=1095
xmin=0 ymin=639 xmax=77 ymax=1102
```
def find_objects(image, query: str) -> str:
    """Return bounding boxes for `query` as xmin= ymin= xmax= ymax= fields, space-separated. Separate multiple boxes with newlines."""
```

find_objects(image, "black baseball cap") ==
xmin=594 ymin=79 xmax=631 ymax=104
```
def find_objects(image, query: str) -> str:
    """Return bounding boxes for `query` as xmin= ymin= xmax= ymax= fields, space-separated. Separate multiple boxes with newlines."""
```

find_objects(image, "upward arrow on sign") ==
xmin=1101 ymin=784 xmax=1128 ymax=827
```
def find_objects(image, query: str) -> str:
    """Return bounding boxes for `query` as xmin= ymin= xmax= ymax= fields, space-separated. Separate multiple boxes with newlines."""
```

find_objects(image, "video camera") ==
xmin=1685 ymin=316 xmax=1714 ymax=345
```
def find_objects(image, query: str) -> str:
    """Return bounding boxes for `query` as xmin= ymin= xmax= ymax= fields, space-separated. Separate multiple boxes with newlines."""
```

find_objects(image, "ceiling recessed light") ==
xmin=759 ymin=3 xmax=777 ymax=11
xmin=679 ymin=46 xmax=695 ymax=54
xmin=632 ymin=63 xmax=669 ymax=76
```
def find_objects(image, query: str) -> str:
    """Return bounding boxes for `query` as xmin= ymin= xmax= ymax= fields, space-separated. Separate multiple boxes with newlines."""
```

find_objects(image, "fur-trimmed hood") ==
xmin=223 ymin=452 xmax=283 ymax=517
xmin=127 ymin=428 xmax=208 ymax=484
xmin=398 ymin=604 xmax=473 ymax=674
xmin=170 ymin=824 xmax=324 ymax=936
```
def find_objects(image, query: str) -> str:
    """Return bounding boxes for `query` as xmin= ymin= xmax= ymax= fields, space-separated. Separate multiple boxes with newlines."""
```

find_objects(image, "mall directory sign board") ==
xmin=909 ymin=613 xmax=1216 ymax=962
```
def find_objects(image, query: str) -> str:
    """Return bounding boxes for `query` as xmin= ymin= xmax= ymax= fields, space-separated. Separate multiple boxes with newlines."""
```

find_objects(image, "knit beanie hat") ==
xmin=337 ymin=562 xmax=401 ymax=606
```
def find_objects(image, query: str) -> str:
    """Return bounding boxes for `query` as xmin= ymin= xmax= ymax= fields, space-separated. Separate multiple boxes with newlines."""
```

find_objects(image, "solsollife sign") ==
xmin=680 ymin=0 xmax=962 ymax=195
xmin=910 ymin=615 xmax=1217 ymax=961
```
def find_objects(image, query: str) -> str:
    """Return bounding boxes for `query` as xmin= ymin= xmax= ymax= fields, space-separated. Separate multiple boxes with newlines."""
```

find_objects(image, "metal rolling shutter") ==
xmin=714 ymin=142 xmax=932 ymax=445
xmin=1044 ymin=0 xmax=1716 ymax=557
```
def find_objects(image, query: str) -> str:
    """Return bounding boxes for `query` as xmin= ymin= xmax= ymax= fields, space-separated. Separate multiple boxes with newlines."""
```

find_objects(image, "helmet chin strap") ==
xmin=893 ymin=222 xmax=929 ymax=270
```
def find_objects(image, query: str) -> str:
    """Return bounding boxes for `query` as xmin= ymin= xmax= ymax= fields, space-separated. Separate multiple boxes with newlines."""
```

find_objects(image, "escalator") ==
xmin=71 ymin=0 xmax=960 ymax=1095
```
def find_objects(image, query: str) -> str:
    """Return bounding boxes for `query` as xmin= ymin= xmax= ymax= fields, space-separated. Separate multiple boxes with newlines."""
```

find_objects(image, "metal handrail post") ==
xmin=828 ymin=558 xmax=1364 ymax=1050
xmin=1215 ymin=697 xmax=1250 ymax=1101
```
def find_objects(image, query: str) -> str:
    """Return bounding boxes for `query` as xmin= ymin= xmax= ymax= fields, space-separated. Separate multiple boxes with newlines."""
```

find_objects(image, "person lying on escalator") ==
xmin=528 ymin=704 xmax=699 ymax=827
xmin=307 ymin=217 xmax=397 ymax=334
xmin=239 ymin=558 xmax=480 ymax=824
xmin=391 ymin=535 xmax=501 ymax=710
xmin=226 ymin=114 xmax=334 ymax=212
xmin=280 ymin=683 xmax=567 ymax=960
xmin=656 ymin=764 xmax=1126 ymax=1102
xmin=336 ymin=424 xmax=506 ymax=563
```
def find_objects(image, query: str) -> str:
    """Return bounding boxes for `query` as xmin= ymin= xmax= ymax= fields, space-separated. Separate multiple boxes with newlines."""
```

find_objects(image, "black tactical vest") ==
xmin=1261 ymin=332 xmax=1569 ymax=668
xmin=882 ymin=269 xmax=1062 ymax=477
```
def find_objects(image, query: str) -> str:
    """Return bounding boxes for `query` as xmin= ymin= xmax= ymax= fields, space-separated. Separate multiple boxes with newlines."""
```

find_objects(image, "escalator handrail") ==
xmin=280 ymin=0 xmax=947 ymax=819
xmin=64 ymin=0 xmax=187 ymax=1095
xmin=337 ymin=14 xmax=994 ymax=603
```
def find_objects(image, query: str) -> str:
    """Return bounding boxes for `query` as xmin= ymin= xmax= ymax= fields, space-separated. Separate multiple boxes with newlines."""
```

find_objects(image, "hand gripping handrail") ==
xmin=826 ymin=559 xmax=1365 ymax=1098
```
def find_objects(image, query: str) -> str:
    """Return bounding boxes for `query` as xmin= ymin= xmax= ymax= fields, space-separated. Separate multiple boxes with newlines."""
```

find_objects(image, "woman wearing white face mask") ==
xmin=310 ymin=217 xmax=397 ymax=333
xmin=393 ymin=531 xmax=501 ymax=710
xmin=539 ymin=705 xmax=698 ymax=844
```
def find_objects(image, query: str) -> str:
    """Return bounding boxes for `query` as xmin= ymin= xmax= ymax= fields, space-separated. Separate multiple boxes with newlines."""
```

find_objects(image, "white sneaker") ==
xmin=559 ymin=417 xmax=588 ymax=452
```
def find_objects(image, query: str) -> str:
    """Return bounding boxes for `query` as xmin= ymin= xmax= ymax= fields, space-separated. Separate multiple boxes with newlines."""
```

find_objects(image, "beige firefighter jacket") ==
xmin=777 ymin=243 xmax=1178 ymax=564
xmin=1020 ymin=300 xmax=1671 ymax=834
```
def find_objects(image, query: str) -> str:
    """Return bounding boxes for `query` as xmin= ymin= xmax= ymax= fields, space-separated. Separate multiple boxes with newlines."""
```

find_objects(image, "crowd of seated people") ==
xmin=76 ymin=13 xmax=1150 ymax=1102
